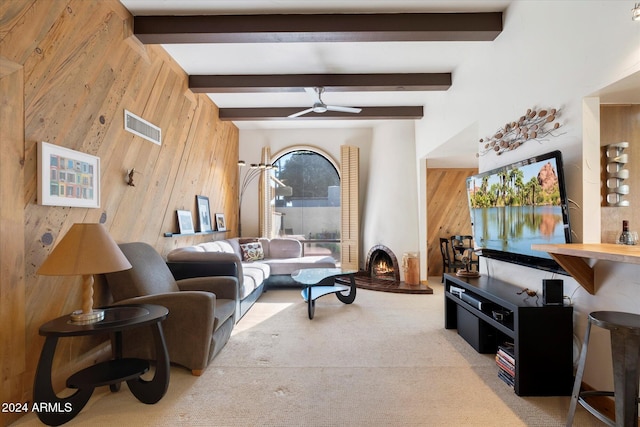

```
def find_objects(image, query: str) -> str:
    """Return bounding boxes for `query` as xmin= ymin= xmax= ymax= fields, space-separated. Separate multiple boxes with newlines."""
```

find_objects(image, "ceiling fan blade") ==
xmin=326 ymin=105 xmax=362 ymax=114
xmin=304 ymin=87 xmax=322 ymax=103
xmin=288 ymin=108 xmax=315 ymax=118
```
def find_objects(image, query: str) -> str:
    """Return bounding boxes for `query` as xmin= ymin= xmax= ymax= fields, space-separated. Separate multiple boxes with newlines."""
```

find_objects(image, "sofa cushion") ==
xmin=213 ymin=298 xmax=236 ymax=332
xmin=240 ymin=242 xmax=265 ymax=261
xmin=226 ymin=238 xmax=242 ymax=257
xmin=268 ymin=238 xmax=302 ymax=259
xmin=199 ymin=241 xmax=235 ymax=254
xmin=243 ymin=262 xmax=270 ymax=282
xmin=258 ymin=238 xmax=270 ymax=258
xmin=264 ymin=255 xmax=336 ymax=276
xmin=238 ymin=266 xmax=266 ymax=299
xmin=238 ymin=280 xmax=255 ymax=301
xmin=168 ymin=241 xmax=235 ymax=259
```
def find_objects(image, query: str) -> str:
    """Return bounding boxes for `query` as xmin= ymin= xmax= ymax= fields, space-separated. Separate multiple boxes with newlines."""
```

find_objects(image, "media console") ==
xmin=444 ymin=273 xmax=573 ymax=396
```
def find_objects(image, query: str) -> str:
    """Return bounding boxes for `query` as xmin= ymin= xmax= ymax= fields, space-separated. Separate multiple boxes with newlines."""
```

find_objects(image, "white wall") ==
xmin=362 ymin=121 xmax=420 ymax=281
xmin=418 ymin=1 xmax=640 ymax=168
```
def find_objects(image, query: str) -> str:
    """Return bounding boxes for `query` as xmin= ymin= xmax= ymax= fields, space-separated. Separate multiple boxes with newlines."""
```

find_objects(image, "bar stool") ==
xmin=566 ymin=311 xmax=640 ymax=427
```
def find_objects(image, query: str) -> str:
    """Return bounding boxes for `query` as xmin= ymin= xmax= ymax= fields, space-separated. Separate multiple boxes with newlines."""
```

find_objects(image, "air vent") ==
xmin=124 ymin=110 xmax=161 ymax=145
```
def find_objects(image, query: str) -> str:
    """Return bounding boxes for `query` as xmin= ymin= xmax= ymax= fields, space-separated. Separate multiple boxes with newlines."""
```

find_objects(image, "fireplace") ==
xmin=338 ymin=245 xmax=432 ymax=294
xmin=365 ymin=245 xmax=400 ymax=282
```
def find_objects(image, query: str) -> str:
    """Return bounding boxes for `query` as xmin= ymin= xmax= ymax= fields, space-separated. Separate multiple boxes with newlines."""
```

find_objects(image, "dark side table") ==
xmin=33 ymin=304 xmax=170 ymax=426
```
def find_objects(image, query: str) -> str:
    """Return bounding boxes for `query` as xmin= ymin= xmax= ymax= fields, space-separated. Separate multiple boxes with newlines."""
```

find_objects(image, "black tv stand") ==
xmin=444 ymin=273 xmax=573 ymax=396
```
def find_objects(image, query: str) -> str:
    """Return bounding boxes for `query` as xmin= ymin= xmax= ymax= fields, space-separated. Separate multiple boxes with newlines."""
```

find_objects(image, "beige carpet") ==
xmin=12 ymin=282 xmax=604 ymax=426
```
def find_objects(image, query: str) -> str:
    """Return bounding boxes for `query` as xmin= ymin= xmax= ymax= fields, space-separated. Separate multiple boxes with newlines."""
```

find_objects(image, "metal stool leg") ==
xmin=610 ymin=330 xmax=640 ymax=427
xmin=567 ymin=319 xmax=592 ymax=427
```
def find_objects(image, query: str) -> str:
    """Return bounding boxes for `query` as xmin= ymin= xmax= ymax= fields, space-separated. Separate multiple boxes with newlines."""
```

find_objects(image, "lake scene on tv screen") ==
xmin=467 ymin=157 xmax=566 ymax=259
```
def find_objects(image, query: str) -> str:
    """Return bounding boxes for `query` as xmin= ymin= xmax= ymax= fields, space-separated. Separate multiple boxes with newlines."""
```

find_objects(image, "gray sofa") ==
xmin=166 ymin=237 xmax=336 ymax=319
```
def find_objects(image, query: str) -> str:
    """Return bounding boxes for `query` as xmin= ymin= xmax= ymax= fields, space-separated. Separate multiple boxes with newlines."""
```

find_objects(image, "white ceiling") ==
xmin=119 ymin=1 xmax=640 ymax=132
xmin=119 ymin=0 xmax=513 ymax=129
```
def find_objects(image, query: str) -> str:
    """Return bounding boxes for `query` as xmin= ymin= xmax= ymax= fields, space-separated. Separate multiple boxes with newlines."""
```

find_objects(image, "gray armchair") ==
xmin=102 ymin=242 xmax=237 ymax=376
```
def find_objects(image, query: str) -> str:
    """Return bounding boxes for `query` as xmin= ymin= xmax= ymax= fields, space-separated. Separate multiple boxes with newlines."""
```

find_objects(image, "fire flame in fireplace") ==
xmin=374 ymin=260 xmax=394 ymax=276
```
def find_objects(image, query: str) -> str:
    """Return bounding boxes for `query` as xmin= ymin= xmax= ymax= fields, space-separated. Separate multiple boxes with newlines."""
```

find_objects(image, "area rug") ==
xmin=12 ymin=283 xmax=603 ymax=426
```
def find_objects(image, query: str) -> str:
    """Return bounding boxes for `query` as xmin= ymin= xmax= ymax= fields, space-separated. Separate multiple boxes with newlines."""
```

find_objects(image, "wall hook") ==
xmin=126 ymin=168 xmax=141 ymax=186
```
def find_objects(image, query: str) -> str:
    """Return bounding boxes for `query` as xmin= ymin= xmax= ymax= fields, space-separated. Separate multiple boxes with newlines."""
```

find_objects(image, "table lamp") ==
xmin=37 ymin=223 xmax=132 ymax=324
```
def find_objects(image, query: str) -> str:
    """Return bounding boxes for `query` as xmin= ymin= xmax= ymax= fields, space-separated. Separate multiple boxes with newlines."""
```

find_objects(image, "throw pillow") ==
xmin=240 ymin=242 xmax=264 ymax=262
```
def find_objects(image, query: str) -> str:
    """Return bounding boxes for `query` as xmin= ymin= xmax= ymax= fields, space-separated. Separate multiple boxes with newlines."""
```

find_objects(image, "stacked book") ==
xmin=496 ymin=344 xmax=515 ymax=388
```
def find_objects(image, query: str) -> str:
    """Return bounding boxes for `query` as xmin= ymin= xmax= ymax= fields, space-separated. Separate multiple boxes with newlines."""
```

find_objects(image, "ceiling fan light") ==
xmin=289 ymin=86 xmax=361 ymax=118
xmin=633 ymin=3 xmax=640 ymax=21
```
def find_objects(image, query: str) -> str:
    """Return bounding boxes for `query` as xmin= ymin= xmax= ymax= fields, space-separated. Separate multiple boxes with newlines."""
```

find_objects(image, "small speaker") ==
xmin=543 ymin=279 xmax=563 ymax=305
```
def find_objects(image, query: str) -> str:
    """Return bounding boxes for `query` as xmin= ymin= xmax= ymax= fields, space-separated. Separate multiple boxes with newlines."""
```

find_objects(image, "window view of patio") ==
xmin=271 ymin=150 xmax=341 ymax=263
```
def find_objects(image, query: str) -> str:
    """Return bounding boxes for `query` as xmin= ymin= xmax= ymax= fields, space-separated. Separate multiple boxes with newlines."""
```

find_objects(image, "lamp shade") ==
xmin=37 ymin=223 xmax=132 ymax=276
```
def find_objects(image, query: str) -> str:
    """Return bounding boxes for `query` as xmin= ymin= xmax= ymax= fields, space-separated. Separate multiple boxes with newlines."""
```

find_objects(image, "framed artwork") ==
xmin=215 ymin=213 xmax=227 ymax=231
xmin=196 ymin=195 xmax=212 ymax=232
xmin=37 ymin=141 xmax=100 ymax=208
xmin=177 ymin=210 xmax=195 ymax=234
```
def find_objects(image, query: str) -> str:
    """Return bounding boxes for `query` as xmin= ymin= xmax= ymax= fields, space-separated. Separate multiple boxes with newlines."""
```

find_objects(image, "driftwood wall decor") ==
xmin=478 ymin=107 xmax=562 ymax=156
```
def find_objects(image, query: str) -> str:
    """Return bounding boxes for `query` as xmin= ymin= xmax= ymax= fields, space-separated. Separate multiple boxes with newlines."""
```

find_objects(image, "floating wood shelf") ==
xmin=164 ymin=231 xmax=228 ymax=237
xmin=531 ymin=243 xmax=640 ymax=295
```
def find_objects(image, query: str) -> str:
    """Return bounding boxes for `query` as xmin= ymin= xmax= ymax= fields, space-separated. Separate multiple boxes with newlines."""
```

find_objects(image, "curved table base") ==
xmin=126 ymin=322 xmax=170 ymax=404
xmin=33 ymin=323 xmax=169 ymax=425
xmin=300 ymin=274 xmax=357 ymax=319
xmin=336 ymin=276 xmax=357 ymax=304
xmin=33 ymin=337 xmax=94 ymax=426
xmin=308 ymin=298 xmax=316 ymax=319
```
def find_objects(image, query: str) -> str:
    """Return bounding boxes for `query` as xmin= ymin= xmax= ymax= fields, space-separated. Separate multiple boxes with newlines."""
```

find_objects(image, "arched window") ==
xmin=271 ymin=148 xmax=341 ymax=261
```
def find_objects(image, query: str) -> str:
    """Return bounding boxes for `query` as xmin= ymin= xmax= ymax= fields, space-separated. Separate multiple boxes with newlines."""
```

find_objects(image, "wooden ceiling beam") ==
xmin=218 ymin=106 xmax=424 ymax=121
xmin=190 ymin=73 xmax=451 ymax=93
xmin=134 ymin=13 xmax=503 ymax=44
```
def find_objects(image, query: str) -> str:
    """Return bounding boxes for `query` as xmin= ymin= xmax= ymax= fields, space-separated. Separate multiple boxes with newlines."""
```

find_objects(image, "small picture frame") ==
xmin=37 ymin=141 xmax=100 ymax=208
xmin=215 ymin=213 xmax=226 ymax=231
xmin=196 ymin=195 xmax=212 ymax=232
xmin=176 ymin=210 xmax=195 ymax=234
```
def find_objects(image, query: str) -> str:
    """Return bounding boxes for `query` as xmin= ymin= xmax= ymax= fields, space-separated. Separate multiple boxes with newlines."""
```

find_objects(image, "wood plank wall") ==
xmin=0 ymin=56 xmax=26 ymax=427
xmin=0 ymin=1 xmax=239 ymax=424
xmin=426 ymin=168 xmax=477 ymax=277
xmin=600 ymin=105 xmax=640 ymax=243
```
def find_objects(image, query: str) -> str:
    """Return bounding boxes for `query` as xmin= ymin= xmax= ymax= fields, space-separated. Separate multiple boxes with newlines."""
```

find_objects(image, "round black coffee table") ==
xmin=292 ymin=268 xmax=357 ymax=319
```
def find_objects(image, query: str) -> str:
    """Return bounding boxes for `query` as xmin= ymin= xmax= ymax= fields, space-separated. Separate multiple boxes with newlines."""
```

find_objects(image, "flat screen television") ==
xmin=466 ymin=150 xmax=571 ymax=274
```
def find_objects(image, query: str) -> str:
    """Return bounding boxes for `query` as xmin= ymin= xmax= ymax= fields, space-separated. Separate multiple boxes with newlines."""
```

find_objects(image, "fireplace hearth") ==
xmin=344 ymin=245 xmax=432 ymax=294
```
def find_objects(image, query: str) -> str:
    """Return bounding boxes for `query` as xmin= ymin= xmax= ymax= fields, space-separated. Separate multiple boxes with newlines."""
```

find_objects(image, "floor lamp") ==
xmin=238 ymin=161 xmax=275 ymax=237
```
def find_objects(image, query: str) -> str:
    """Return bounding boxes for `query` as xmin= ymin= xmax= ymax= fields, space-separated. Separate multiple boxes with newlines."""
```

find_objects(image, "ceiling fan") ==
xmin=288 ymin=87 xmax=362 ymax=118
